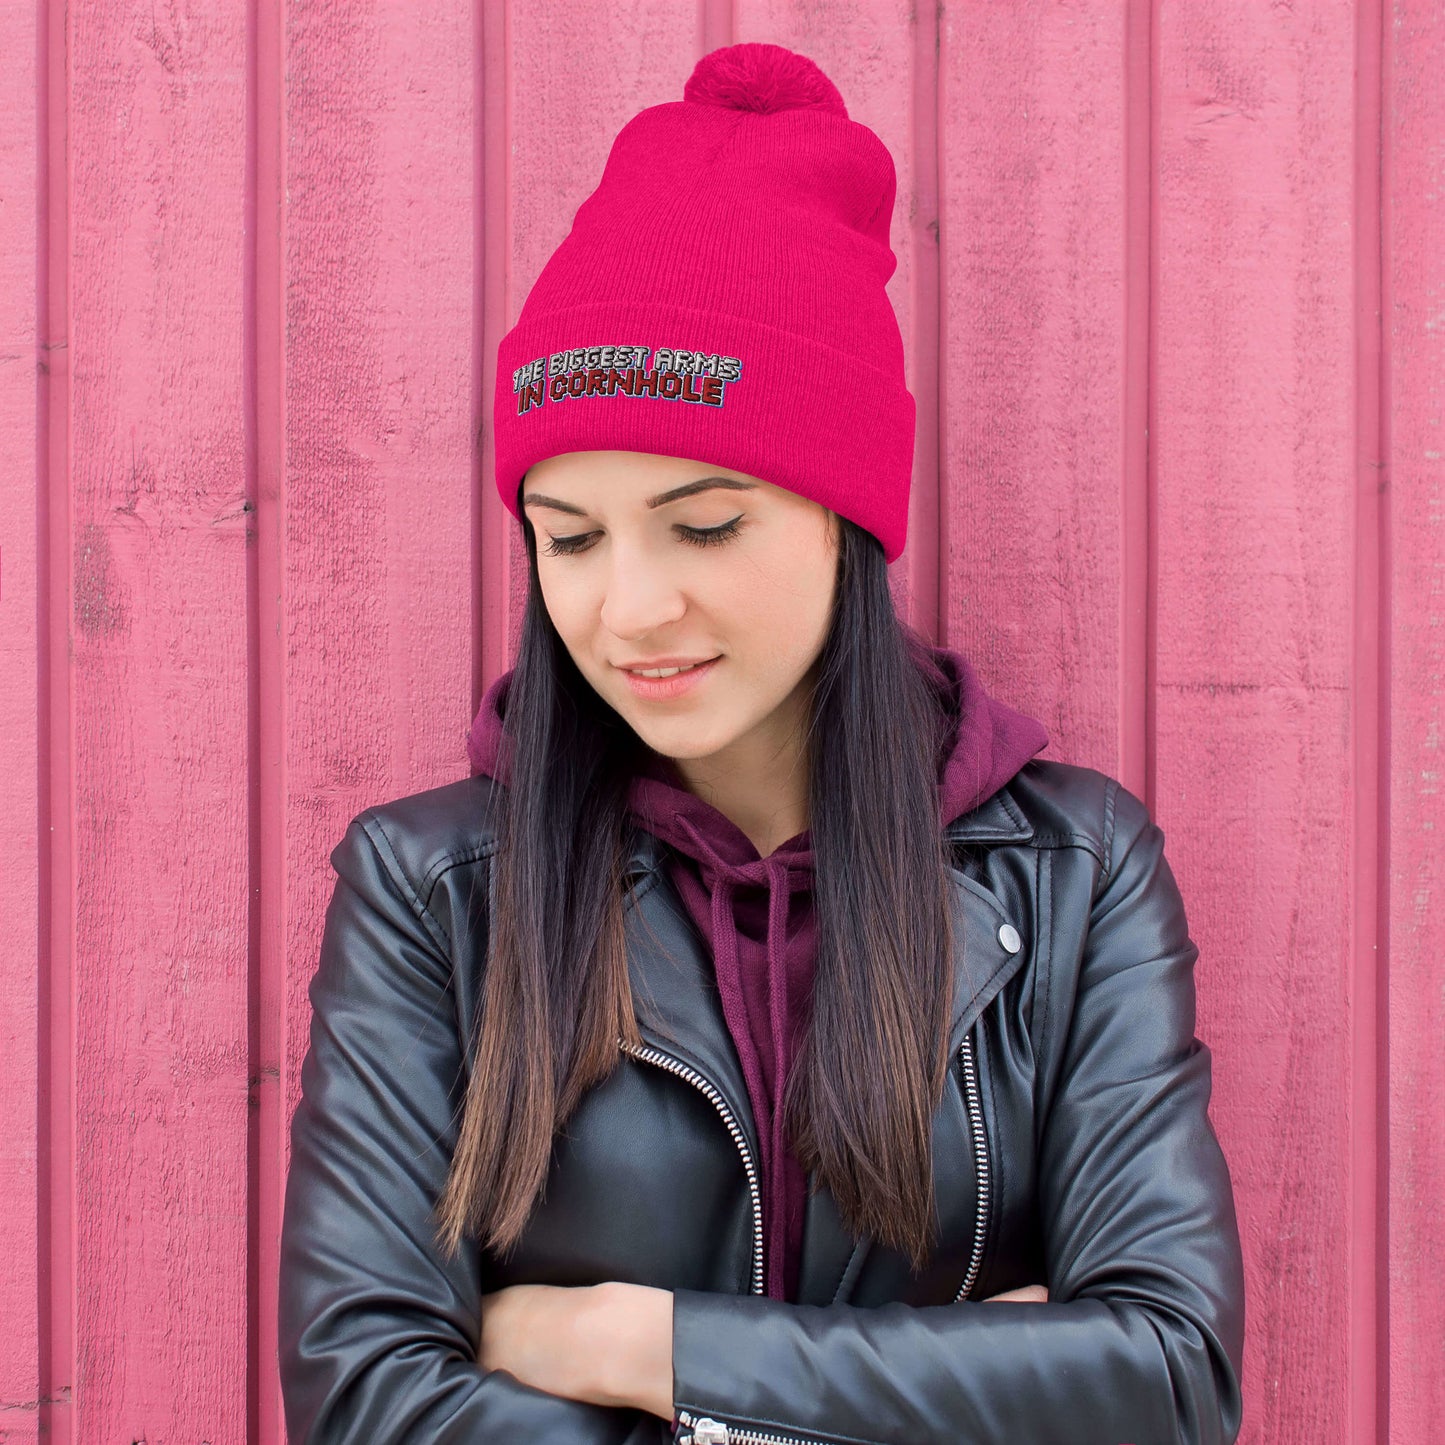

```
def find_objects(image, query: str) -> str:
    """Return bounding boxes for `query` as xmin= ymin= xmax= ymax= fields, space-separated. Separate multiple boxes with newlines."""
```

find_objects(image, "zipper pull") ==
xmin=676 ymin=1408 xmax=730 ymax=1444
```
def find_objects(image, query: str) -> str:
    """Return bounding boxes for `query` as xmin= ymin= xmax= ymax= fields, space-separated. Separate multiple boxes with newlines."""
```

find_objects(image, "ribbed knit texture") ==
xmin=493 ymin=43 xmax=917 ymax=562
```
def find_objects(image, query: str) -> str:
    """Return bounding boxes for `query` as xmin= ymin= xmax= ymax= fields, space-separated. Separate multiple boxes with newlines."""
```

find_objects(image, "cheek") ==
xmin=741 ymin=530 xmax=835 ymax=616
xmin=717 ymin=537 xmax=835 ymax=659
xmin=537 ymin=569 xmax=596 ymax=654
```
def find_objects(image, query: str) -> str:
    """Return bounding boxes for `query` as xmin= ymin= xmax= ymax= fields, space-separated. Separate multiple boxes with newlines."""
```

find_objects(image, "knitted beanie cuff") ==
xmin=495 ymin=298 xmax=915 ymax=563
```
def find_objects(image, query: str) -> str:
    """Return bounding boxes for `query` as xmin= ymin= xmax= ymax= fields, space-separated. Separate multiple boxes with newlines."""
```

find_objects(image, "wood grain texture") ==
xmin=1385 ymin=3 xmax=1444 ymax=1441
xmin=0 ymin=3 xmax=1437 ymax=1441
xmin=278 ymin=0 xmax=477 ymax=1182
xmin=0 ymin=0 xmax=41 ymax=1436
xmin=938 ymin=2 xmax=1125 ymax=771
xmin=66 ymin=1 xmax=252 ymax=1437
xmin=1153 ymin=4 xmax=1360 ymax=1441
xmin=276 ymin=12 xmax=477 ymax=1431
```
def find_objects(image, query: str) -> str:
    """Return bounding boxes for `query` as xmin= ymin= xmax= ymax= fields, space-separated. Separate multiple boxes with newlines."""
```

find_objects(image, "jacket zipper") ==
xmin=644 ymin=1025 xmax=992 ymax=1445
xmin=619 ymin=1043 xmax=810 ymax=1443
xmin=618 ymin=1037 xmax=765 ymax=1295
xmin=675 ymin=1407 xmax=828 ymax=1444
xmin=953 ymin=1024 xmax=990 ymax=1302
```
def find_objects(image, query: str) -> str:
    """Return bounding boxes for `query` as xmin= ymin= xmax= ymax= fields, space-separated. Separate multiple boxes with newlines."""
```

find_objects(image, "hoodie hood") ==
xmin=464 ymin=634 xmax=1049 ymax=831
xmin=464 ymin=637 xmax=1048 ymax=1299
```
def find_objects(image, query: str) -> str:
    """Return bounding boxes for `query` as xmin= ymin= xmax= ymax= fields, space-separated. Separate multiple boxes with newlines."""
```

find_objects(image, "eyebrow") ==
xmin=521 ymin=476 xmax=757 ymax=517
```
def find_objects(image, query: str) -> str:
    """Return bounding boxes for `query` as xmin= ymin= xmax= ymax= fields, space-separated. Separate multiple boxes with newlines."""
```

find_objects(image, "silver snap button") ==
xmin=998 ymin=923 xmax=1022 ymax=954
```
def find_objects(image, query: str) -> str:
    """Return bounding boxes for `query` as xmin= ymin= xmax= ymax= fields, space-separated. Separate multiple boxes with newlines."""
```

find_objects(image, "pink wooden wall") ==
xmin=0 ymin=2 xmax=1439 ymax=1442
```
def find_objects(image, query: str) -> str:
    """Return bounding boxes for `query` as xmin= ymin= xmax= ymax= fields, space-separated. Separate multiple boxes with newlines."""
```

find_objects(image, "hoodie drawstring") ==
xmin=673 ymin=817 xmax=801 ymax=1040
xmin=764 ymin=855 xmax=792 ymax=1231
xmin=674 ymin=814 xmax=805 ymax=1295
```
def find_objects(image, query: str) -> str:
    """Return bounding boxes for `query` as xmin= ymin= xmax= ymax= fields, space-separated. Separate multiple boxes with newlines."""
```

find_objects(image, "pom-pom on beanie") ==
xmin=492 ymin=42 xmax=916 ymax=563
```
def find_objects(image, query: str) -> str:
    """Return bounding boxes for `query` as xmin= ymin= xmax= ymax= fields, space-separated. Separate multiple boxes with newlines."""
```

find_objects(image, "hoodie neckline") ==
xmin=464 ymin=637 xmax=1051 ymax=849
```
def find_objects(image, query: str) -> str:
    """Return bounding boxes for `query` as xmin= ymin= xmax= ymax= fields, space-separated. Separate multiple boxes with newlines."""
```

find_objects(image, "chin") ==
xmin=629 ymin=715 xmax=735 ymax=763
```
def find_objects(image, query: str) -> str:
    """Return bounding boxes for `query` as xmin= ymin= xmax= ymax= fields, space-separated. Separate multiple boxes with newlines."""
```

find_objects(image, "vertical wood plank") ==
xmin=280 ymin=0 xmax=477 ymax=1251
xmin=248 ymin=0 xmax=286 ymax=1435
xmin=937 ymin=2 xmax=1127 ymax=765
xmin=67 ymin=1 xmax=252 ymax=1435
xmin=1153 ymin=4 xmax=1361 ymax=1441
xmin=475 ymin=0 xmax=508 ymax=713
xmin=0 ymin=0 xmax=42 ymax=1435
xmin=1352 ymin=3 xmax=1387 ymax=1438
xmin=1385 ymin=2 xmax=1445 ymax=1440
xmin=36 ymin=3 xmax=75 ymax=1435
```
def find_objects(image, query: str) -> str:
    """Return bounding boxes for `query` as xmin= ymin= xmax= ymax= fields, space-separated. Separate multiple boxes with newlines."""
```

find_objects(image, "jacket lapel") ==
xmin=796 ymin=862 xmax=1033 ymax=1303
xmin=942 ymin=786 xmax=1035 ymax=1051
xmin=619 ymin=787 xmax=1035 ymax=1303
xmin=620 ymin=833 xmax=762 ymax=1171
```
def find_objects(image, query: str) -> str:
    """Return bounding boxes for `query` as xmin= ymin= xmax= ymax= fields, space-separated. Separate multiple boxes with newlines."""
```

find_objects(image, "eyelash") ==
xmin=541 ymin=515 xmax=744 ymax=558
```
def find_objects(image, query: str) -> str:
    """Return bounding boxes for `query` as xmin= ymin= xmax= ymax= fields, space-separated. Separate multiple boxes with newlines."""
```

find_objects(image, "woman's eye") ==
xmin=678 ymin=515 xmax=744 ymax=548
xmin=541 ymin=530 xmax=599 ymax=557
xmin=541 ymin=516 xmax=744 ymax=558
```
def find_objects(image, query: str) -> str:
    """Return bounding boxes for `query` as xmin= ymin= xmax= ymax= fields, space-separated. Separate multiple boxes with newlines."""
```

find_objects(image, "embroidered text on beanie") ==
xmin=492 ymin=42 xmax=916 ymax=563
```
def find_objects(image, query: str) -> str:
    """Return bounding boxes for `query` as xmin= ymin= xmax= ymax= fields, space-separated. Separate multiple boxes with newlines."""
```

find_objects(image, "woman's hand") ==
xmin=981 ymin=1282 xmax=1050 ymax=1302
xmin=478 ymin=1281 xmax=675 ymax=1421
xmin=475 ymin=1277 xmax=1041 ymax=1419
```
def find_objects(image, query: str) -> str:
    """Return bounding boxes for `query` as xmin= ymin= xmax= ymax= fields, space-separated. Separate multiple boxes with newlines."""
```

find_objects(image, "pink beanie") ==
xmin=492 ymin=42 xmax=916 ymax=564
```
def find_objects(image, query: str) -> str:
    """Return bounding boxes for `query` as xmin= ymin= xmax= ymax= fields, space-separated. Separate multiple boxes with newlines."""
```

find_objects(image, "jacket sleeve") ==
xmin=669 ymin=779 xmax=1246 ymax=1445
xmin=278 ymin=813 xmax=661 ymax=1444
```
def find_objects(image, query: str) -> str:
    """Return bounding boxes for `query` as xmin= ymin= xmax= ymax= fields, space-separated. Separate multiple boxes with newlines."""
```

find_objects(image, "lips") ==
xmin=623 ymin=659 xmax=714 ymax=678
xmin=616 ymin=653 xmax=719 ymax=672
xmin=618 ymin=654 xmax=722 ymax=700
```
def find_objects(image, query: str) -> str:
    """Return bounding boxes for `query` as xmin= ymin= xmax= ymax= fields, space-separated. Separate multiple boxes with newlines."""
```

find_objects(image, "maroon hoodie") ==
xmin=464 ymin=638 xmax=1049 ymax=1300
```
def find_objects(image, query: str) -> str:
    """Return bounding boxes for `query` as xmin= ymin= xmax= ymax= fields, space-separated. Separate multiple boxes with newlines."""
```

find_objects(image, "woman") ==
xmin=278 ymin=42 xmax=1245 ymax=1445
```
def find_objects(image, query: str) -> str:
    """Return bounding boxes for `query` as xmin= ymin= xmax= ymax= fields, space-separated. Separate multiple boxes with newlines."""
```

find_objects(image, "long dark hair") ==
xmin=435 ymin=495 xmax=958 ymax=1272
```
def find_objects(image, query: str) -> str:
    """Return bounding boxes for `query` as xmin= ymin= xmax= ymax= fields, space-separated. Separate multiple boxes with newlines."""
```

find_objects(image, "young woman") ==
xmin=279 ymin=42 xmax=1245 ymax=1445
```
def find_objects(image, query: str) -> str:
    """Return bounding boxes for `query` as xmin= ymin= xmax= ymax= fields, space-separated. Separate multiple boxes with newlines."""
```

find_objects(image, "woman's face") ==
xmin=522 ymin=449 xmax=839 ymax=766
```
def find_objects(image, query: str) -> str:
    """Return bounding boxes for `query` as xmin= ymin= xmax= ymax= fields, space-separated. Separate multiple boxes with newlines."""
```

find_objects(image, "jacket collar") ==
xmin=620 ymin=780 xmax=1034 ymax=1161
xmin=943 ymin=784 xmax=1035 ymax=845
xmin=622 ymin=783 xmax=1034 ymax=878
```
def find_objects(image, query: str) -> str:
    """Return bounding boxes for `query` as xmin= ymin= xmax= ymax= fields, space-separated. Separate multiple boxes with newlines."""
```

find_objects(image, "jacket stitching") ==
xmin=979 ymin=1002 xmax=1002 ymax=1298
xmin=955 ymin=949 xmax=1015 ymax=1035
xmin=1027 ymin=827 xmax=1105 ymax=863
xmin=828 ymin=1237 xmax=864 ymax=1305
xmin=994 ymin=785 xmax=1029 ymax=832
xmin=417 ymin=842 xmax=498 ymax=914
xmin=1034 ymin=847 xmax=1053 ymax=1109
xmin=622 ymin=864 xmax=666 ymax=910
xmin=1000 ymin=787 xmax=1027 ymax=829
xmin=422 ymin=848 xmax=500 ymax=955
xmin=954 ymin=830 xmax=1102 ymax=864
xmin=357 ymin=812 xmax=460 ymax=959
xmin=1100 ymin=776 xmax=1119 ymax=884
xmin=954 ymin=777 xmax=1106 ymax=866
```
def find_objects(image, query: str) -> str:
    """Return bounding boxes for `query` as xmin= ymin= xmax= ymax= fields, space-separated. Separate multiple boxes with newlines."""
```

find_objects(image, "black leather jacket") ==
xmin=279 ymin=760 xmax=1245 ymax=1444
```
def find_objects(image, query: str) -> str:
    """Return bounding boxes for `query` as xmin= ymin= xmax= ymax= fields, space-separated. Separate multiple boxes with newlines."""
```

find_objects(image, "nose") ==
xmin=597 ymin=548 xmax=687 ymax=640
